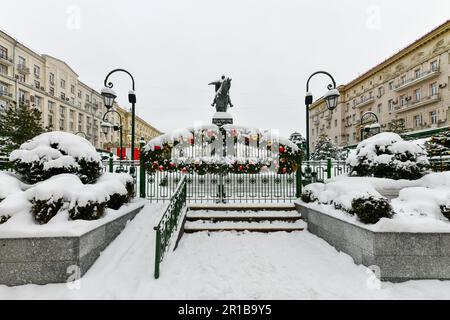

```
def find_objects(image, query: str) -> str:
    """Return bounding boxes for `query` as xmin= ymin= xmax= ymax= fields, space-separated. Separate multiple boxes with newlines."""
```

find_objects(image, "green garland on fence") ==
xmin=143 ymin=142 xmax=302 ymax=175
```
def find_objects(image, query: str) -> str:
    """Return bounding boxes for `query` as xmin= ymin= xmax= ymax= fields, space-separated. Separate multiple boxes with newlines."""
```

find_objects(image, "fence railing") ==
xmin=146 ymin=171 xmax=297 ymax=204
xmin=301 ymin=159 xmax=351 ymax=182
xmin=154 ymin=176 xmax=187 ymax=279
xmin=429 ymin=155 xmax=450 ymax=172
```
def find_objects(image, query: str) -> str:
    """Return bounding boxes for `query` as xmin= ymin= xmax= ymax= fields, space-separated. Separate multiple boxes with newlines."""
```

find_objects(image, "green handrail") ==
xmin=154 ymin=176 xmax=187 ymax=279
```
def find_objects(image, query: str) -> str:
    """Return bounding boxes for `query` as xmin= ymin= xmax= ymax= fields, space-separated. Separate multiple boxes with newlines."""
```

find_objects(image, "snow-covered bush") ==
xmin=0 ymin=172 xmax=27 ymax=223
xmin=32 ymin=198 xmax=65 ymax=225
xmin=301 ymin=180 xmax=393 ymax=224
xmin=97 ymin=173 xmax=134 ymax=210
xmin=24 ymin=173 xmax=133 ymax=224
xmin=347 ymin=132 xmax=429 ymax=180
xmin=0 ymin=172 xmax=22 ymax=202
xmin=351 ymin=196 xmax=393 ymax=224
xmin=10 ymin=132 xmax=102 ymax=184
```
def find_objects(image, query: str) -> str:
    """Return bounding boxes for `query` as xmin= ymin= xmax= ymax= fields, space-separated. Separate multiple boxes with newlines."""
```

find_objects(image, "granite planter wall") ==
xmin=296 ymin=203 xmax=450 ymax=282
xmin=0 ymin=204 xmax=144 ymax=286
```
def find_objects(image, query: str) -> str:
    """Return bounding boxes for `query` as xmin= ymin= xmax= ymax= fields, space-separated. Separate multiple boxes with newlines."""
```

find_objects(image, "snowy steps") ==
xmin=183 ymin=204 xmax=305 ymax=233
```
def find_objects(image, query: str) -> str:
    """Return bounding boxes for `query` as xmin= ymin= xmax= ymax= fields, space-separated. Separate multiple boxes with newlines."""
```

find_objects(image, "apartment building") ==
xmin=115 ymin=106 xmax=162 ymax=148
xmin=0 ymin=29 xmax=161 ymax=150
xmin=309 ymin=20 xmax=450 ymax=149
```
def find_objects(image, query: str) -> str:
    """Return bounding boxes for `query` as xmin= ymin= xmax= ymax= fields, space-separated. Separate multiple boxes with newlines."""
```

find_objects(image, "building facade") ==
xmin=115 ymin=106 xmax=163 ymax=148
xmin=0 ymin=29 xmax=161 ymax=150
xmin=309 ymin=20 xmax=450 ymax=150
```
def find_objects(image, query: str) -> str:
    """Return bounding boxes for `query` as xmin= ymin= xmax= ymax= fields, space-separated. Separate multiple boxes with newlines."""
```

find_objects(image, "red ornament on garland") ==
xmin=154 ymin=145 xmax=161 ymax=151
xmin=282 ymin=167 xmax=287 ymax=173
xmin=158 ymin=165 xmax=164 ymax=171
xmin=279 ymin=146 xmax=285 ymax=153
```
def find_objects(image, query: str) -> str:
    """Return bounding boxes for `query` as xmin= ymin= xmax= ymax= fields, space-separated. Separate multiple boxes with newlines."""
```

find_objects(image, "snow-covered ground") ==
xmin=2 ymin=203 xmax=450 ymax=300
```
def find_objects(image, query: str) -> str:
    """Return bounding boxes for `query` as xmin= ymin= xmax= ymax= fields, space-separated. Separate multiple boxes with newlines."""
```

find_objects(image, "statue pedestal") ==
xmin=212 ymin=112 xmax=233 ymax=126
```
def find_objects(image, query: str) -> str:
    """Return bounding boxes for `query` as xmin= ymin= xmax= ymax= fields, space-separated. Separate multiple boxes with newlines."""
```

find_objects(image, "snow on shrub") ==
xmin=9 ymin=132 xmax=102 ymax=184
xmin=0 ymin=172 xmax=27 ymax=224
xmin=392 ymin=186 xmax=450 ymax=222
xmin=301 ymin=180 xmax=392 ymax=223
xmin=0 ymin=172 xmax=22 ymax=202
xmin=68 ymin=184 xmax=110 ymax=221
xmin=347 ymin=132 xmax=429 ymax=180
xmin=26 ymin=174 xmax=83 ymax=224
xmin=23 ymin=173 xmax=133 ymax=224
xmin=351 ymin=196 xmax=393 ymax=224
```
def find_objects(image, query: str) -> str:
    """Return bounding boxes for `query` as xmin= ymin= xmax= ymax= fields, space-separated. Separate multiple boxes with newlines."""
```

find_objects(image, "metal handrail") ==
xmin=153 ymin=176 xmax=187 ymax=279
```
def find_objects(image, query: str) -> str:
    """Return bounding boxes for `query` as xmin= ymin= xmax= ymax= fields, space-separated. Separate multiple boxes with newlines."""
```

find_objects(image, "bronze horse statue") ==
xmin=209 ymin=75 xmax=234 ymax=112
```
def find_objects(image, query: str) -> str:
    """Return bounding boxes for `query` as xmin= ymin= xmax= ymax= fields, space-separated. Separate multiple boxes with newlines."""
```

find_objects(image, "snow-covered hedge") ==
xmin=9 ymin=132 xmax=102 ymax=184
xmin=301 ymin=181 xmax=393 ymax=224
xmin=347 ymin=132 xmax=429 ymax=180
xmin=0 ymin=172 xmax=133 ymax=225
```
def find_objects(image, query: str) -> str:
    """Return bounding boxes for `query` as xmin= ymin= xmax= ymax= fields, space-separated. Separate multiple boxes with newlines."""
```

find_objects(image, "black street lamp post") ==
xmin=101 ymin=109 xmax=124 ymax=172
xmin=101 ymin=69 xmax=137 ymax=177
xmin=305 ymin=71 xmax=340 ymax=160
xmin=360 ymin=111 xmax=381 ymax=141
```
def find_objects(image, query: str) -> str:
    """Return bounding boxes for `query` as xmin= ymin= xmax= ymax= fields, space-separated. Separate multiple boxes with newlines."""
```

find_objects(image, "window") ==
xmin=430 ymin=111 xmax=438 ymax=124
xmin=400 ymin=95 xmax=407 ymax=107
xmin=0 ymin=82 xmax=7 ymax=95
xmin=34 ymin=96 xmax=41 ymax=107
xmin=60 ymin=79 xmax=66 ymax=89
xmin=34 ymin=80 xmax=40 ymax=89
xmin=17 ymin=74 xmax=25 ymax=83
xmin=34 ymin=65 xmax=40 ymax=78
xmin=334 ymin=119 xmax=338 ymax=127
xmin=431 ymin=60 xmax=439 ymax=72
xmin=388 ymin=99 xmax=394 ymax=111
xmin=0 ymin=45 xmax=7 ymax=59
xmin=389 ymin=81 xmax=394 ymax=90
xmin=18 ymin=90 xmax=26 ymax=103
xmin=414 ymin=115 xmax=422 ymax=128
xmin=77 ymin=90 xmax=81 ymax=98
xmin=377 ymin=104 xmax=382 ymax=113
xmin=0 ymin=64 xmax=7 ymax=75
xmin=345 ymin=103 xmax=349 ymax=112
xmin=47 ymin=115 xmax=53 ymax=129
xmin=414 ymin=88 xmax=421 ymax=101
xmin=49 ymin=73 xmax=55 ymax=85
xmin=49 ymin=87 xmax=55 ymax=96
xmin=18 ymin=56 xmax=25 ymax=67
xmin=48 ymin=101 xmax=54 ymax=113
xmin=400 ymin=75 xmax=407 ymax=85
xmin=414 ymin=68 xmax=421 ymax=79
xmin=86 ymin=94 xmax=90 ymax=102
xmin=430 ymin=82 xmax=438 ymax=96
xmin=378 ymin=86 xmax=384 ymax=97
xmin=71 ymin=85 xmax=75 ymax=94
xmin=61 ymin=92 xmax=66 ymax=100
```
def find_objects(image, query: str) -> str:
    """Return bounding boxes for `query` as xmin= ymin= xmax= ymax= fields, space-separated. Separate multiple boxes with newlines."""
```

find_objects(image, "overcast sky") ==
xmin=3 ymin=0 xmax=450 ymax=138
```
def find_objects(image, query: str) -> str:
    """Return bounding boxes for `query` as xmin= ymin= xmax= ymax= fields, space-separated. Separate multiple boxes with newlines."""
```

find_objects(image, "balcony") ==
xmin=395 ymin=94 xmax=441 ymax=114
xmin=0 ymin=55 xmax=13 ymax=66
xmin=394 ymin=67 xmax=441 ymax=92
xmin=17 ymin=64 xmax=30 ymax=75
xmin=0 ymin=90 xmax=13 ymax=100
xmin=354 ymin=96 xmax=375 ymax=108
